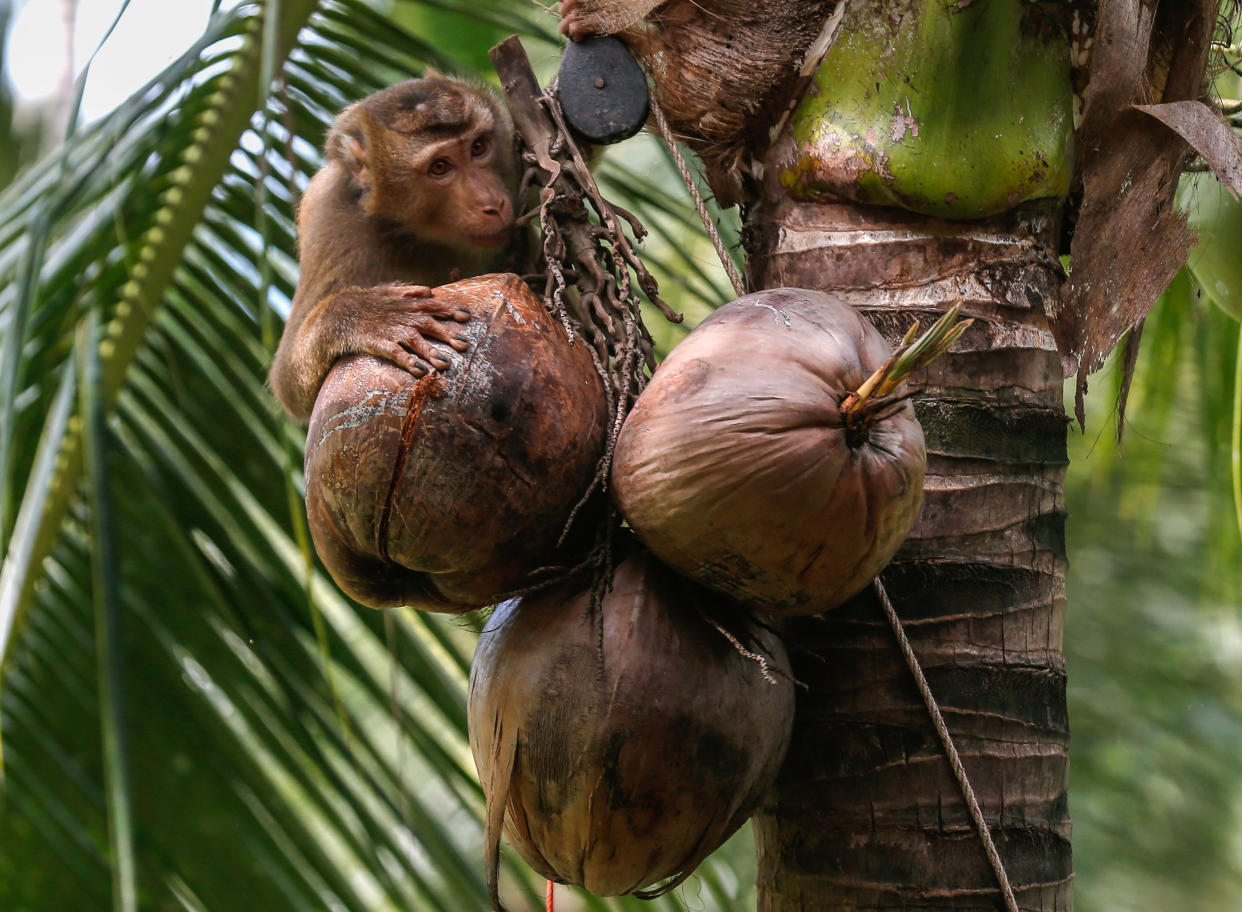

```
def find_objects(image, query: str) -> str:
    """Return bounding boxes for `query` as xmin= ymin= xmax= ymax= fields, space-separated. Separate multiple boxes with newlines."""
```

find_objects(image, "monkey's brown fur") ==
xmin=270 ymin=77 xmax=521 ymax=421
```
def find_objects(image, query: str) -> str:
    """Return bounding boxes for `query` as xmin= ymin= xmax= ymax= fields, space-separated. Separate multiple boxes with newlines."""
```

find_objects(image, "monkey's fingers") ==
xmin=398 ymin=295 xmax=472 ymax=324
xmin=389 ymin=319 xmax=468 ymax=371
xmin=403 ymin=316 xmax=473 ymax=355
xmin=392 ymin=284 xmax=434 ymax=299
xmin=399 ymin=339 xmax=451 ymax=371
xmin=376 ymin=342 xmax=431 ymax=379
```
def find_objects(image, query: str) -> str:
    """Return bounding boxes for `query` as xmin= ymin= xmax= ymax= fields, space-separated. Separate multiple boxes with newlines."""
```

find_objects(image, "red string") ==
xmin=546 ymin=880 xmax=554 ymax=912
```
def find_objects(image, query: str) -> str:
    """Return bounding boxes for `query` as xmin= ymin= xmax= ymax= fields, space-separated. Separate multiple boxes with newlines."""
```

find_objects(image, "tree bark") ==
xmin=745 ymin=198 xmax=1072 ymax=911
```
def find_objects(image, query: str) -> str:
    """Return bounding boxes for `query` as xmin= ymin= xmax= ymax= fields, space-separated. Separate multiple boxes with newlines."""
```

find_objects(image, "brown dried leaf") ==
xmin=1054 ymin=0 xmax=1219 ymax=426
xmin=1135 ymin=100 xmax=1242 ymax=197
xmin=1115 ymin=320 xmax=1144 ymax=446
xmin=1066 ymin=131 xmax=1192 ymax=424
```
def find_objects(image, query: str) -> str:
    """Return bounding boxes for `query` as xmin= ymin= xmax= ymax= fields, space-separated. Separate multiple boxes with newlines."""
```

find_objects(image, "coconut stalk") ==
xmin=839 ymin=304 xmax=972 ymax=446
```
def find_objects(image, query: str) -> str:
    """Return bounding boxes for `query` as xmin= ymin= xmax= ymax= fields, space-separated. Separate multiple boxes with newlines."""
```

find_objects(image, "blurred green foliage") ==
xmin=1066 ymin=275 xmax=1242 ymax=912
xmin=0 ymin=2 xmax=1239 ymax=912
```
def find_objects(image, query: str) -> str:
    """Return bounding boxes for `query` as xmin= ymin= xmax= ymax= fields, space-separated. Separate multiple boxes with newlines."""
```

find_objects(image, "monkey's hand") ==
xmin=270 ymin=283 xmax=471 ymax=422
xmin=340 ymin=283 xmax=472 ymax=378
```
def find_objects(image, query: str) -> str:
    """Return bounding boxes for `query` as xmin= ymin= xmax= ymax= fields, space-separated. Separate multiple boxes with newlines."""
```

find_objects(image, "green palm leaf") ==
xmin=4 ymin=1 xmax=1238 ymax=910
xmin=0 ymin=2 xmax=745 ymax=909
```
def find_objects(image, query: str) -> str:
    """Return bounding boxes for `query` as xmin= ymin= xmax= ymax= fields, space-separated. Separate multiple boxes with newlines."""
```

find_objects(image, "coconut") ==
xmin=468 ymin=543 xmax=793 ymax=906
xmin=304 ymin=273 xmax=607 ymax=611
xmin=611 ymin=288 xmax=928 ymax=616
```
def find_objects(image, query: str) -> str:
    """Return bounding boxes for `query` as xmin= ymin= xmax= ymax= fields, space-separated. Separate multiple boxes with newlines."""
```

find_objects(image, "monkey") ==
xmin=269 ymin=76 xmax=521 ymax=422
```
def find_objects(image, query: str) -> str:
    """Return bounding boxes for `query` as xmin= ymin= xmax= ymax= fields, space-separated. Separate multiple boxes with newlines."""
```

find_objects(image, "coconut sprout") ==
xmin=612 ymin=289 xmax=966 ymax=615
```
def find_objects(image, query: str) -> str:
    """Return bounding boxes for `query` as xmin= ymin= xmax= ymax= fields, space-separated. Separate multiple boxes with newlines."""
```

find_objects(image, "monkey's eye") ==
xmin=429 ymin=158 xmax=453 ymax=177
xmin=471 ymin=137 xmax=491 ymax=158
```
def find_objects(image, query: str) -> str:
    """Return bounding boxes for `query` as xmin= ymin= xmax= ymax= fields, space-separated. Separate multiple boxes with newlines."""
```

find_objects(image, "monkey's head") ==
xmin=329 ymin=77 xmax=520 ymax=253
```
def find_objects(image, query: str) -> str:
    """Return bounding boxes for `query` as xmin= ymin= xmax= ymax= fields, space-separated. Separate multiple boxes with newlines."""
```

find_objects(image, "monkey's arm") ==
xmin=269 ymin=284 xmax=471 ymax=422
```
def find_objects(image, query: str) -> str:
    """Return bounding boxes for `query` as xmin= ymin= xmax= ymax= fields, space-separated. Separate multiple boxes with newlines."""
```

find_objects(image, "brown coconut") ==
xmin=304 ymin=274 xmax=606 ymax=612
xmin=468 ymin=542 xmax=793 ymax=906
xmin=611 ymin=288 xmax=925 ymax=616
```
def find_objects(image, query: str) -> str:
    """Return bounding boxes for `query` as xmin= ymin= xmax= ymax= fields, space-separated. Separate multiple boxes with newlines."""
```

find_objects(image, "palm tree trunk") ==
xmin=745 ymin=197 xmax=1073 ymax=911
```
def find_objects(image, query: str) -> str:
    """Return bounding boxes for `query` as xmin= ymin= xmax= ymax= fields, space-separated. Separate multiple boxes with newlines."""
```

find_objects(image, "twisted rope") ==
xmin=874 ymin=576 xmax=1021 ymax=912
xmin=648 ymin=100 xmax=747 ymax=298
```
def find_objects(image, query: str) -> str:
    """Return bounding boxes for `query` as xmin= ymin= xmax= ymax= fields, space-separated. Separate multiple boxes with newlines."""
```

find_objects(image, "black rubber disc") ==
xmin=557 ymin=35 xmax=650 ymax=145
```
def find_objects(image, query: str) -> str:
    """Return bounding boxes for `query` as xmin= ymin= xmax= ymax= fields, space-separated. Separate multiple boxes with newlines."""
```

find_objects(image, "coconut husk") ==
xmin=468 ymin=543 xmax=793 ymax=907
xmin=567 ymin=0 xmax=841 ymax=205
xmin=612 ymin=287 xmax=927 ymax=616
xmin=303 ymin=274 xmax=606 ymax=610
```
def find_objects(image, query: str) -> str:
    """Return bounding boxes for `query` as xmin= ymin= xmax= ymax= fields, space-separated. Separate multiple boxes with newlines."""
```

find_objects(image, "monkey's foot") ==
xmin=558 ymin=0 xmax=594 ymax=41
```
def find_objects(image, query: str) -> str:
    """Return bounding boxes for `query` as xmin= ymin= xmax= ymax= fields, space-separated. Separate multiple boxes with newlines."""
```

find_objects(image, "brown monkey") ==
xmin=270 ymin=76 xmax=521 ymax=421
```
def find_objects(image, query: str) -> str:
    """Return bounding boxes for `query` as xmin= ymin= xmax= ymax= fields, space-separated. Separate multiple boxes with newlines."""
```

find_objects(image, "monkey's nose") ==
xmin=484 ymin=198 xmax=512 ymax=221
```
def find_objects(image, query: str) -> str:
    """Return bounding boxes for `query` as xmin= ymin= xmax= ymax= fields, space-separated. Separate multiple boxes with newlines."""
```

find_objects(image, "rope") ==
xmin=648 ymin=100 xmax=747 ymax=298
xmin=873 ymin=577 xmax=1021 ymax=912
xmin=546 ymin=880 xmax=554 ymax=912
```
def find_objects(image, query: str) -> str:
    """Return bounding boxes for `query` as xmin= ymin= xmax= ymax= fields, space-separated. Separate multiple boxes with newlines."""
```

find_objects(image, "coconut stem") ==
xmin=841 ymin=304 xmax=972 ymax=446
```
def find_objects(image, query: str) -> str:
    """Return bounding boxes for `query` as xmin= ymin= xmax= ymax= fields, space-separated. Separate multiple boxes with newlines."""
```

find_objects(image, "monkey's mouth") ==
xmin=466 ymin=225 xmax=516 ymax=249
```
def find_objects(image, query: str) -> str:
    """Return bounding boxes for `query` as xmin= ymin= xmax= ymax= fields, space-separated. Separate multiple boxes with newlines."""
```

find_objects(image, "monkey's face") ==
xmin=333 ymin=79 xmax=522 ymax=255
xmin=395 ymin=124 xmax=518 ymax=251
xmin=353 ymin=109 xmax=518 ymax=256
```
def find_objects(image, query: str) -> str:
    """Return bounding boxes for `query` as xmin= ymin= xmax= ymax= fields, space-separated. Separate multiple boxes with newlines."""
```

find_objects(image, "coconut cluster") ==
xmin=302 ymin=275 xmax=931 ymax=905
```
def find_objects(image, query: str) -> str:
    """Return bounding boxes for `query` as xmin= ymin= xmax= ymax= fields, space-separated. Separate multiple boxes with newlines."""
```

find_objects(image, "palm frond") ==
xmin=0 ymin=1 xmax=748 ymax=910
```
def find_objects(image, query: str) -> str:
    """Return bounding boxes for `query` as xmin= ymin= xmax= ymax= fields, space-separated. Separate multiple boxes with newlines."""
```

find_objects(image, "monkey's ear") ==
xmin=422 ymin=66 xmax=443 ymax=80
xmin=328 ymin=106 xmax=373 ymax=190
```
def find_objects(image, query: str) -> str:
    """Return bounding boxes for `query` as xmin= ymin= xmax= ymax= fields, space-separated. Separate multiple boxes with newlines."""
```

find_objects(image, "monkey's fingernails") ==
xmin=453 ymin=309 xmax=471 ymax=322
xmin=451 ymin=336 xmax=470 ymax=351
